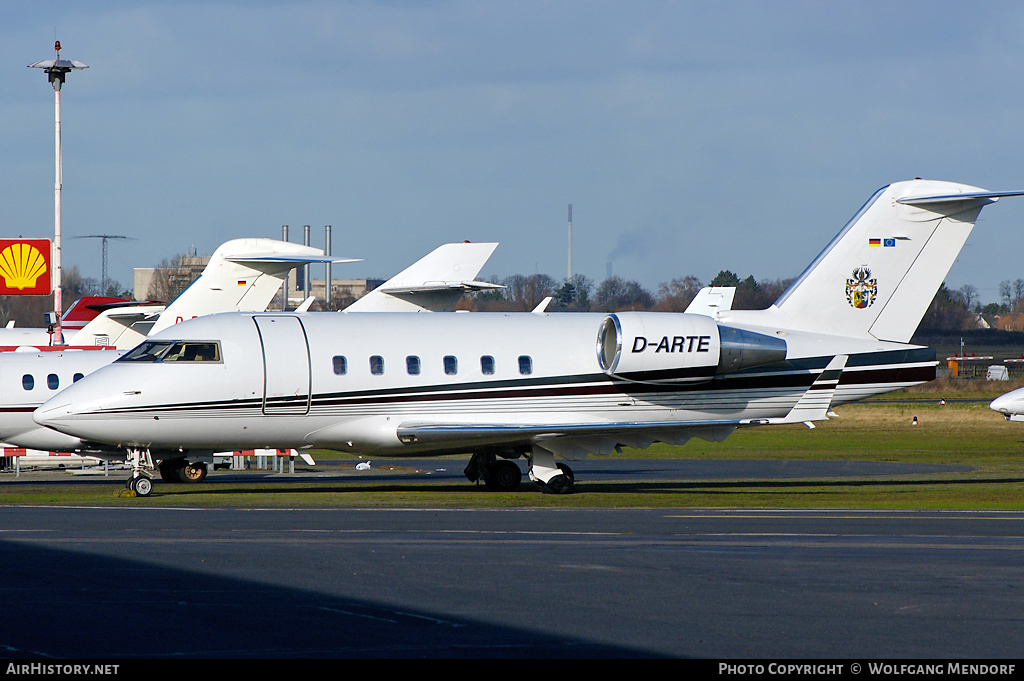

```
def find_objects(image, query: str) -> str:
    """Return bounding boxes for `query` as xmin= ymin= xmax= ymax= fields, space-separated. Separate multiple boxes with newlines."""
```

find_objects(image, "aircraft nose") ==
xmin=33 ymin=396 xmax=74 ymax=430
xmin=990 ymin=391 xmax=1022 ymax=415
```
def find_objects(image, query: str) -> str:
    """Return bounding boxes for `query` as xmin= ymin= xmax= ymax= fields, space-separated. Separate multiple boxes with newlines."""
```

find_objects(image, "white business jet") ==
xmin=1 ymin=240 xmax=499 ymax=478
xmin=34 ymin=179 xmax=1024 ymax=496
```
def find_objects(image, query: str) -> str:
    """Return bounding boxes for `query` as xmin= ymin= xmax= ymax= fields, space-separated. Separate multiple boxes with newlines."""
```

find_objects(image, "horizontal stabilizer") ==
xmin=896 ymin=190 xmax=1024 ymax=206
xmin=225 ymin=254 xmax=360 ymax=266
xmin=378 ymin=280 xmax=506 ymax=294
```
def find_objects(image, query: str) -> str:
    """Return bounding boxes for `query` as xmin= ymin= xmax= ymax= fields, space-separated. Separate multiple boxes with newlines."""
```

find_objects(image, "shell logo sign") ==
xmin=0 ymin=239 xmax=52 ymax=295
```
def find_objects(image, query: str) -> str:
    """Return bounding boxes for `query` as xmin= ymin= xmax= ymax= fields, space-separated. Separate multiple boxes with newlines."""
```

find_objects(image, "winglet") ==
xmin=770 ymin=355 xmax=848 ymax=425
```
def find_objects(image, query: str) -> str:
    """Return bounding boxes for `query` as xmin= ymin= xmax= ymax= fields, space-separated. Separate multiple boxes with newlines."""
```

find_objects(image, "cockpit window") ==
xmin=118 ymin=340 xmax=221 ymax=363
xmin=162 ymin=342 xmax=221 ymax=362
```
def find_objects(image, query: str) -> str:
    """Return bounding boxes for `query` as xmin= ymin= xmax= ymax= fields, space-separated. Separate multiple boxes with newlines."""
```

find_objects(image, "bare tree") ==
xmin=653 ymin=275 xmax=703 ymax=312
xmin=592 ymin=276 xmax=654 ymax=311
xmin=145 ymin=253 xmax=204 ymax=302
xmin=958 ymin=284 xmax=979 ymax=311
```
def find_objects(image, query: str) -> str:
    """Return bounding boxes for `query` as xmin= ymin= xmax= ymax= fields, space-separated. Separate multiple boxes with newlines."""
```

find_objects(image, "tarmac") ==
xmin=2 ymin=457 xmax=1021 ymax=660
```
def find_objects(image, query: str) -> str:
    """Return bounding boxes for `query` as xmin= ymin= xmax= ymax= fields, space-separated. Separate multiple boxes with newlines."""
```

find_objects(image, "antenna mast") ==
xmin=73 ymin=234 xmax=129 ymax=294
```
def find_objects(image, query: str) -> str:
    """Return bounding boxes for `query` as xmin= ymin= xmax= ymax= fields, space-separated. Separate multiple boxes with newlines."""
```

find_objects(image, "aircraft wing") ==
xmin=394 ymin=418 xmax=747 ymax=460
xmin=394 ymin=357 xmax=848 ymax=457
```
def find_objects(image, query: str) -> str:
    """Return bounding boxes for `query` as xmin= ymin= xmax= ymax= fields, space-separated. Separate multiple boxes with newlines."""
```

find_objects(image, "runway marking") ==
xmin=663 ymin=513 xmax=1024 ymax=520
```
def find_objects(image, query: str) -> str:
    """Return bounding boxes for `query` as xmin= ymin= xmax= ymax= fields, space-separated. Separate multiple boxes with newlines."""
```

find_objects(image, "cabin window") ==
xmin=370 ymin=355 xmax=385 ymax=375
xmin=406 ymin=356 xmax=421 ymax=375
xmin=22 ymin=374 xmax=34 ymax=391
xmin=480 ymin=355 xmax=495 ymax=375
xmin=47 ymin=374 xmax=59 ymax=390
xmin=518 ymin=355 xmax=533 ymax=375
xmin=73 ymin=373 xmax=84 ymax=383
xmin=443 ymin=356 xmax=458 ymax=375
xmin=332 ymin=356 xmax=347 ymax=375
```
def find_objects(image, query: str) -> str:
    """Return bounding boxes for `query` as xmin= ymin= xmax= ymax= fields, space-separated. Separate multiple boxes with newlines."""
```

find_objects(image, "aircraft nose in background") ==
xmin=990 ymin=389 xmax=1024 ymax=416
xmin=33 ymin=395 xmax=75 ymax=432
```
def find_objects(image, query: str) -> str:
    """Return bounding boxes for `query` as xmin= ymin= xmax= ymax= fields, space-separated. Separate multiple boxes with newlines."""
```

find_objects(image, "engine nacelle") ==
xmin=596 ymin=312 xmax=787 ymax=382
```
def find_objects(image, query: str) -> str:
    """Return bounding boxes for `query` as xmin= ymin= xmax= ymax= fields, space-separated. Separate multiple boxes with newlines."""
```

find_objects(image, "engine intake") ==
xmin=597 ymin=312 xmax=787 ymax=382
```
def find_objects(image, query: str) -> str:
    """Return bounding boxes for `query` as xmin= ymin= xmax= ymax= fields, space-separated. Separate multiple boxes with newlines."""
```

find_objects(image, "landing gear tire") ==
xmin=127 ymin=475 xmax=153 ymax=497
xmin=159 ymin=460 xmax=185 ymax=482
xmin=483 ymin=459 xmax=522 ymax=492
xmin=541 ymin=463 xmax=574 ymax=495
xmin=178 ymin=462 xmax=208 ymax=483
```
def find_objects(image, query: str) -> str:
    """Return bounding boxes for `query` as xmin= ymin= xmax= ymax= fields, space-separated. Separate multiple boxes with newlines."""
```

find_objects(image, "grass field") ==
xmin=3 ymin=382 xmax=1024 ymax=510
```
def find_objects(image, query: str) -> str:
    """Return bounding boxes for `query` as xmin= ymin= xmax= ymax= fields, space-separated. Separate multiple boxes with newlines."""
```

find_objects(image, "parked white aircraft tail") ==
xmin=67 ymin=238 xmax=357 ymax=348
xmin=737 ymin=180 xmax=1024 ymax=343
xmin=0 ymin=296 xmax=132 ymax=347
xmin=344 ymin=241 xmax=502 ymax=312
xmin=34 ymin=179 xmax=1024 ymax=496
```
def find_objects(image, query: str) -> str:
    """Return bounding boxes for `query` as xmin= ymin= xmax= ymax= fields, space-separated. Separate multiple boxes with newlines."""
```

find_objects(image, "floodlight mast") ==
xmin=29 ymin=41 xmax=88 ymax=343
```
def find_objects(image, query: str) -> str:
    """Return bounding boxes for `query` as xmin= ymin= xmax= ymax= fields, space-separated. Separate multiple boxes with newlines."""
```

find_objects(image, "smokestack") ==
xmin=303 ymin=225 xmax=311 ymax=299
xmin=567 ymin=204 xmax=573 ymax=281
xmin=281 ymin=225 xmax=289 ymax=310
xmin=324 ymin=225 xmax=332 ymax=306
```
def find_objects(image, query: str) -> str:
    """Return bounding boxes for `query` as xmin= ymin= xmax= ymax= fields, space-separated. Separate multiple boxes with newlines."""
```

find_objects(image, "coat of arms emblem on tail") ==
xmin=846 ymin=266 xmax=877 ymax=309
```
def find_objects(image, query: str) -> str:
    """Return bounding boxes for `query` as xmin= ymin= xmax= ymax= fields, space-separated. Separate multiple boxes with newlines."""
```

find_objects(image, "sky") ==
xmin=4 ymin=1 xmax=1024 ymax=305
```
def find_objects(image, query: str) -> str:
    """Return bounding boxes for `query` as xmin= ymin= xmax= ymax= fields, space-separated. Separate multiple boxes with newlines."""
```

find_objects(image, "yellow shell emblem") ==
xmin=0 ymin=242 xmax=48 ymax=290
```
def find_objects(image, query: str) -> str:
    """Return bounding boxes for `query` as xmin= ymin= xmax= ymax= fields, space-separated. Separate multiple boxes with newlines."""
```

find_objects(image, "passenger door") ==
xmin=254 ymin=316 xmax=310 ymax=415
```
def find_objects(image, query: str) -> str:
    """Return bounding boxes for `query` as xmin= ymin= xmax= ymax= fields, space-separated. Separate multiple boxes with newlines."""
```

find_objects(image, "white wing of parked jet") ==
xmin=34 ymin=179 xmax=1024 ymax=497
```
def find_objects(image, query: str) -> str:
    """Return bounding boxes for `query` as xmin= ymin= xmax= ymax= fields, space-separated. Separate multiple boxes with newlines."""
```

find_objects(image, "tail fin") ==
xmin=60 ymin=296 xmax=131 ymax=333
xmin=149 ymin=238 xmax=357 ymax=336
xmin=344 ymin=242 xmax=502 ymax=312
xmin=684 ymin=286 xmax=735 ymax=318
xmin=772 ymin=179 xmax=1024 ymax=343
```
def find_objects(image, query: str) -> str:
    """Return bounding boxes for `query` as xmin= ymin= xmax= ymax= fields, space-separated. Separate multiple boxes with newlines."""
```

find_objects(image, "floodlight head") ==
xmin=28 ymin=40 xmax=88 ymax=91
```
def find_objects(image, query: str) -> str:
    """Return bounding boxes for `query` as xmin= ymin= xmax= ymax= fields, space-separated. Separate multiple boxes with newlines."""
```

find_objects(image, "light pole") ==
xmin=29 ymin=41 xmax=88 ymax=343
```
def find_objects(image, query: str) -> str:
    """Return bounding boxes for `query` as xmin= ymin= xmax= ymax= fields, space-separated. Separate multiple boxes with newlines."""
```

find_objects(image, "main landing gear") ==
xmin=464 ymin=449 xmax=574 ymax=494
xmin=158 ymin=458 xmax=208 ymax=483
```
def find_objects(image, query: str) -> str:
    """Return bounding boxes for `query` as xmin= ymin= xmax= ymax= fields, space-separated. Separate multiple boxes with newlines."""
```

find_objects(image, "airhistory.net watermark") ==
xmin=6 ymin=664 xmax=119 ymax=676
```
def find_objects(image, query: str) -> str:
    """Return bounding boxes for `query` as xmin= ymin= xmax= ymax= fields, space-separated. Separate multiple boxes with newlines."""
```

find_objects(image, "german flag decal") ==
xmin=0 ymin=239 xmax=51 ymax=295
